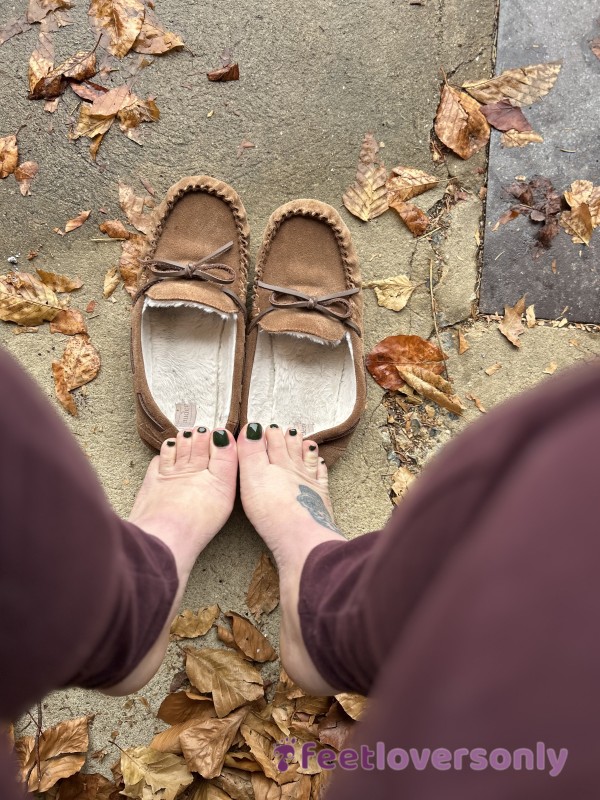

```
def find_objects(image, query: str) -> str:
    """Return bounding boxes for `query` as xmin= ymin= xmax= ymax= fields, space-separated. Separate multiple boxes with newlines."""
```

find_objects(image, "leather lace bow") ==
xmin=249 ymin=280 xmax=361 ymax=335
xmin=134 ymin=241 xmax=245 ymax=315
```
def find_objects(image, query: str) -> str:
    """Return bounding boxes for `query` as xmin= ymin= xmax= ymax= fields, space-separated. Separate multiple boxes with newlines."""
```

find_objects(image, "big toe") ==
xmin=237 ymin=423 xmax=269 ymax=476
xmin=208 ymin=429 xmax=239 ymax=488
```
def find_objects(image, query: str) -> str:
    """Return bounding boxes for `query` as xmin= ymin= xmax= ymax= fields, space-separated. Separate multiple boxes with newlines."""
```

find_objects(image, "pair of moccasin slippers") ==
xmin=131 ymin=176 xmax=366 ymax=466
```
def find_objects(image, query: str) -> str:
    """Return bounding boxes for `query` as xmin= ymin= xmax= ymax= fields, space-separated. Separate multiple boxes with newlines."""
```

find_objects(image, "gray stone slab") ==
xmin=480 ymin=0 xmax=600 ymax=322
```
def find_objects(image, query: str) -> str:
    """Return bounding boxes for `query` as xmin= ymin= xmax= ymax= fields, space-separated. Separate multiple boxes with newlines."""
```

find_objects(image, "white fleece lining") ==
xmin=247 ymin=330 xmax=356 ymax=436
xmin=141 ymin=298 xmax=236 ymax=429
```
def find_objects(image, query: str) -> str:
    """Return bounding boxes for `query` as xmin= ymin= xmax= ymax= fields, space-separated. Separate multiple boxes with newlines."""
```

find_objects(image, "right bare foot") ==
xmin=238 ymin=423 xmax=346 ymax=695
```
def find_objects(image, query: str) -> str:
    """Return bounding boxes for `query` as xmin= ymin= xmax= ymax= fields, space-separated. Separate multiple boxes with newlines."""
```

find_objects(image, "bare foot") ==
xmin=130 ymin=427 xmax=238 ymax=579
xmin=238 ymin=423 xmax=345 ymax=695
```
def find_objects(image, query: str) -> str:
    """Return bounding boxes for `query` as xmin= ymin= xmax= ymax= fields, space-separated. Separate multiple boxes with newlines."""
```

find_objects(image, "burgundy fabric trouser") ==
xmin=1 ymin=346 xmax=600 ymax=798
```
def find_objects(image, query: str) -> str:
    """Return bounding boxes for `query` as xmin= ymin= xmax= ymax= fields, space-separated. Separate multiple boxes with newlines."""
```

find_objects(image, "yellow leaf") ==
xmin=89 ymin=0 xmax=146 ymax=58
xmin=171 ymin=606 xmax=220 ymax=639
xmin=0 ymin=271 xmax=61 ymax=325
xmin=463 ymin=62 xmax=562 ymax=107
xmin=185 ymin=647 xmax=263 ymax=717
xmin=366 ymin=274 xmax=417 ymax=312
xmin=120 ymin=746 xmax=193 ymax=800
xmin=246 ymin=552 xmax=279 ymax=617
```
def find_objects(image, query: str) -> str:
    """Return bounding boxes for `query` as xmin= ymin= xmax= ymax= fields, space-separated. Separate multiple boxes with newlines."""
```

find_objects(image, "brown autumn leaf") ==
xmin=0 ymin=134 xmax=19 ymax=178
xmin=592 ymin=37 xmax=600 ymax=60
xmin=499 ymin=295 xmax=526 ymax=347
xmin=246 ymin=552 xmax=279 ymax=617
xmin=466 ymin=393 xmax=487 ymax=413
xmin=26 ymin=0 xmax=73 ymax=24
xmin=389 ymin=200 xmax=430 ymax=236
xmin=30 ymin=49 xmax=97 ymax=99
xmin=15 ymin=161 xmax=39 ymax=195
xmin=55 ymin=771 xmax=116 ymax=800
xmin=28 ymin=17 xmax=59 ymax=97
xmin=71 ymin=85 xmax=132 ymax=152
xmin=391 ymin=466 xmax=415 ymax=504
xmin=365 ymin=274 xmax=418 ymax=312
xmin=117 ymin=94 xmax=160 ymax=142
xmin=500 ymin=175 xmax=562 ymax=253
xmin=0 ymin=16 xmax=31 ymax=46
xmin=0 ymin=271 xmax=61 ymax=325
xmin=89 ymin=0 xmax=146 ymax=58
xmin=132 ymin=7 xmax=184 ymax=54
xmin=434 ymin=84 xmax=490 ymax=159
xmin=239 ymin=726 xmax=279 ymax=781
xmin=386 ymin=166 xmax=439 ymax=203
xmin=212 ymin=768 xmax=255 ymax=800
xmin=119 ymin=181 xmax=155 ymax=233
xmin=70 ymin=79 xmax=108 ymax=102
xmin=225 ymin=612 xmax=278 ymax=663
xmin=501 ymin=129 xmax=544 ymax=148
xmin=366 ymin=334 xmax=446 ymax=392
xmin=525 ymin=303 xmax=536 ymax=328
xmin=479 ymin=99 xmax=532 ymax=132
xmin=485 ymin=362 xmax=502 ymax=376
xmin=62 ymin=210 xmax=91 ymax=233
xmin=251 ymin=773 xmax=313 ymax=800
xmin=52 ymin=334 xmax=101 ymax=415
xmin=463 ymin=62 xmax=562 ymax=107
xmin=560 ymin=180 xmax=599 ymax=245
xmin=186 ymin=647 xmax=263 ymax=718
xmin=119 ymin=233 xmax=148 ymax=295
xmin=120 ymin=747 xmax=194 ymax=800
xmin=36 ymin=268 xmax=83 ymax=292
xmin=492 ymin=207 xmax=521 ymax=230
xmin=457 ymin=328 xmax=470 ymax=353
xmin=342 ymin=132 xmax=389 ymax=221
xmin=158 ymin=692 xmax=215 ymax=726
xmin=99 ymin=219 xmax=131 ymax=239
xmin=171 ymin=606 xmax=220 ymax=639
xmin=207 ymin=63 xmax=240 ymax=81
xmin=190 ymin=782 xmax=232 ymax=800
xmin=103 ymin=266 xmax=121 ymax=298
xmin=14 ymin=716 xmax=89 ymax=793
xmin=396 ymin=366 xmax=464 ymax=415
xmin=50 ymin=308 xmax=88 ymax=335
xmin=317 ymin=703 xmax=354 ymax=751
xmin=180 ymin=707 xmax=247 ymax=779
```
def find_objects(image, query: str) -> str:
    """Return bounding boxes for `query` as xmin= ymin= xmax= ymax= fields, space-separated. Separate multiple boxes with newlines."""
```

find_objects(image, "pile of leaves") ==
xmin=434 ymin=61 xmax=561 ymax=158
xmin=12 ymin=554 xmax=366 ymax=800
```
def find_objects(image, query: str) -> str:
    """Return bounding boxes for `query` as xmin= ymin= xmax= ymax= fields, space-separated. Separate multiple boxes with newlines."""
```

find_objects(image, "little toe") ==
xmin=302 ymin=441 xmax=320 ymax=478
xmin=316 ymin=456 xmax=329 ymax=488
xmin=265 ymin=424 xmax=289 ymax=465
xmin=159 ymin=437 xmax=178 ymax=471
xmin=208 ymin=428 xmax=239 ymax=487
xmin=285 ymin=426 xmax=304 ymax=465
xmin=190 ymin=426 xmax=210 ymax=470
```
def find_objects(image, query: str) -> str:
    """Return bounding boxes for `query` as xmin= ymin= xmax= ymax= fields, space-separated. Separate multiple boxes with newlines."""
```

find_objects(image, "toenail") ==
xmin=289 ymin=428 xmax=298 ymax=436
xmin=247 ymin=423 xmax=262 ymax=440
xmin=183 ymin=431 xmax=192 ymax=438
xmin=197 ymin=427 xmax=207 ymax=433
xmin=309 ymin=444 xmax=317 ymax=451
xmin=269 ymin=423 xmax=279 ymax=428
xmin=166 ymin=440 xmax=176 ymax=447
xmin=321 ymin=458 xmax=325 ymax=463
xmin=213 ymin=429 xmax=229 ymax=447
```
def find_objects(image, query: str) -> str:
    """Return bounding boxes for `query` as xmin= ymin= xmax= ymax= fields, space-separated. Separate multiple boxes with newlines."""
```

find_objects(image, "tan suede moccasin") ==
xmin=131 ymin=176 xmax=249 ymax=449
xmin=240 ymin=200 xmax=366 ymax=465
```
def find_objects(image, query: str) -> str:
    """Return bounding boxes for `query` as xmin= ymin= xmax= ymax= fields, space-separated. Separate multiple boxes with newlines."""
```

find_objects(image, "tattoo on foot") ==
xmin=296 ymin=485 xmax=339 ymax=532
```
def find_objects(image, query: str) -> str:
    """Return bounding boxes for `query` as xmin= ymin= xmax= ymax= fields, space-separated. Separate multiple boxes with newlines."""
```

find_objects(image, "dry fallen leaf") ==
xmin=246 ymin=553 xmax=279 ymax=617
xmin=466 ymin=393 xmax=487 ymax=413
xmin=501 ymin=129 xmax=544 ymax=148
xmin=0 ymin=16 xmax=32 ymax=46
xmin=544 ymin=362 xmax=558 ymax=375
xmin=0 ymin=271 xmax=61 ymax=325
xmin=335 ymin=693 xmax=367 ymax=721
xmin=89 ymin=0 xmax=146 ymax=58
xmin=54 ymin=771 xmax=116 ymax=799
xmin=120 ymin=746 xmax=194 ymax=800
xmin=457 ymin=328 xmax=470 ymax=354
xmin=28 ymin=17 xmax=59 ymax=97
xmin=391 ymin=466 xmax=415 ymax=504
xmin=133 ymin=7 xmax=184 ymax=54
xmin=342 ymin=132 xmax=389 ymax=221
xmin=36 ymin=268 xmax=82 ymax=292
xmin=59 ymin=210 xmax=91 ymax=234
xmin=463 ymin=62 xmax=561 ymax=106
xmin=397 ymin=366 xmax=464 ymax=415
xmin=386 ymin=166 xmax=439 ymax=203
xmin=14 ymin=716 xmax=89 ymax=793
xmin=30 ymin=48 xmax=97 ymax=99
xmin=158 ymin=692 xmax=216 ymax=726
xmin=103 ymin=266 xmax=121 ymax=298
xmin=0 ymin=134 xmax=19 ymax=178
xmin=50 ymin=308 xmax=88 ymax=335
xmin=180 ymin=707 xmax=247 ymax=779
xmin=207 ymin=63 xmax=240 ymax=81
xmin=99 ymin=219 xmax=131 ymax=239
xmin=366 ymin=334 xmax=446 ymax=391
xmin=52 ymin=334 xmax=101 ymax=415
xmin=117 ymin=93 xmax=160 ymax=142
xmin=119 ymin=233 xmax=148 ymax=295
xmin=119 ymin=182 xmax=155 ymax=234
xmin=171 ymin=606 xmax=220 ymax=639
xmin=225 ymin=612 xmax=278 ymax=663
xmin=560 ymin=180 xmax=599 ymax=245
xmin=26 ymin=0 xmax=73 ymax=24
xmin=389 ymin=200 xmax=430 ymax=236
xmin=499 ymin=295 xmax=526 ymax=347
xmin=485 ymin=362 xmax=502 ymax=375
xmin=365 ymin=274 xmax=418 ymax=312
xmin=15 ymin=161 xmax=39 ymax=195
xmin=434 ymin=83 xmax=490 ymax=160
xmin=185 ymin=647 xmax=263 ymax=717
xmin=525 ymin=303 xmax=536 ymax=328
xmin=480 ymin=99 xmax=532 ymax=132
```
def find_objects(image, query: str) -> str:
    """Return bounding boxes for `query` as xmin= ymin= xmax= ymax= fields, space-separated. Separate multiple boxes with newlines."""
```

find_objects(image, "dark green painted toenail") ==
xmin=183 ymin=431 xmax=192 ymax=438
xmin=197 ymin=427 xmax=207 ymax=433
xmin=289 ymin=428 xmax=298 ymax=436
xmin=321 ymin=458 xmax=325 ymax=463
xmin=166 ymin=440 xmax=176 ymax=447
xmin=247 ymin=422 xmax=262 ymax=440
xmin=213 ymin=430 xmax=229 ymax=447
xmin=269 ymin=423 xmax=279 ymax=428
xmin=309 ymin=444 xmax=317 ymax=451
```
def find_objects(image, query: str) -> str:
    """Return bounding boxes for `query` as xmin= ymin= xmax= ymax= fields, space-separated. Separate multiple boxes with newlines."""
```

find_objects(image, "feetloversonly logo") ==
xmin=273 ymin=739 xmax=568 ymax=777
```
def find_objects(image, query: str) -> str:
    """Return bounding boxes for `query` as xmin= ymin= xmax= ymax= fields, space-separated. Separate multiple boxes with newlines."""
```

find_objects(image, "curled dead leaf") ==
xmin=225 ymin=612 xmax=278 ymax=662
xmin=391 ymin=466 xmax=415 ymax=504
xmin=0 ymin=135 xmax=19 ymax=179
xmin=397 ymin=366 xmax=464 ymax=415
xmin=52 ymin=334 xmax=101 ymax=415
xmin=463 ymin=62 xmax=562 ymax=107
xmin=560 ymin=180 xmax=599 ymax=245
xmin=26 ymin=0 xmax=73 ymax=24
xmin=63 ymin=210 xmax=91 ymax=233
xmin=89 ymin=0 xmax=146 ymax=58
xmin=103 ymin=266 xmax=121 ymax=298
xmin=15 ymin=161 xmax=39 ymax=195
xmin=207 ymin=63 xmax=240 ymax=81
xmin=246 ymin=552 xmax=279 ymax=617
xmin=457 ymin=328 xmax=470 ymax=354
xmin=366 ymin=274 xmax=418 ymax=312
xmin=180 ymin=707 xmax=247 ymax=779
xmin=386 ymin=166 xmax=439 ymax=203
xmin=14 ymin=716 xmax=89 ymax=793
xmin=499 ymin=295 xmax=526 ymax=347
xmin=389 ymin=200 xmax=430 ymax=236
xmin=133 ymin=8 xmax=184 ymax=54
xmin=525 ymin=303 xmax=536 ymax=328
xmin=99 ymin=219 xmax=131 ymax=239
xmin=120 ymin=747 xmax=194 ymax=800
xmin=501 ymin=129 xmax=544 ymax=148
xmin=171 ymin=606 xmax=220 ymax=639
xmin=50 ymin=308 xmax=88 ymax=335
xmin=119 ymin=181 xmax=155 ymax=234
xmin=119 ymin=233 xmax=148 ymax=295
xmin=158 ymin=692 xmax=216 ymax=726
xmin=434 ymin=84 xmax=490 ymax=160
xmin=366 ymin=334 xmax=446 ymax=391
xmin=0 ymin=271 xmax=61 ymax=325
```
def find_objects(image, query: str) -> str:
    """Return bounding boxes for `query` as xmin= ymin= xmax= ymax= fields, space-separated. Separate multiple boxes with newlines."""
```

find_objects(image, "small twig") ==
xmin=417 ymin=226 xmax=442 ymax=241
xmin=429 ymin=259 xmax=449 ymax=380
xmin=25 ymin=703 xmax=43 ymax=790
xmin=90 ymin=237 xmax=127 ymax=242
